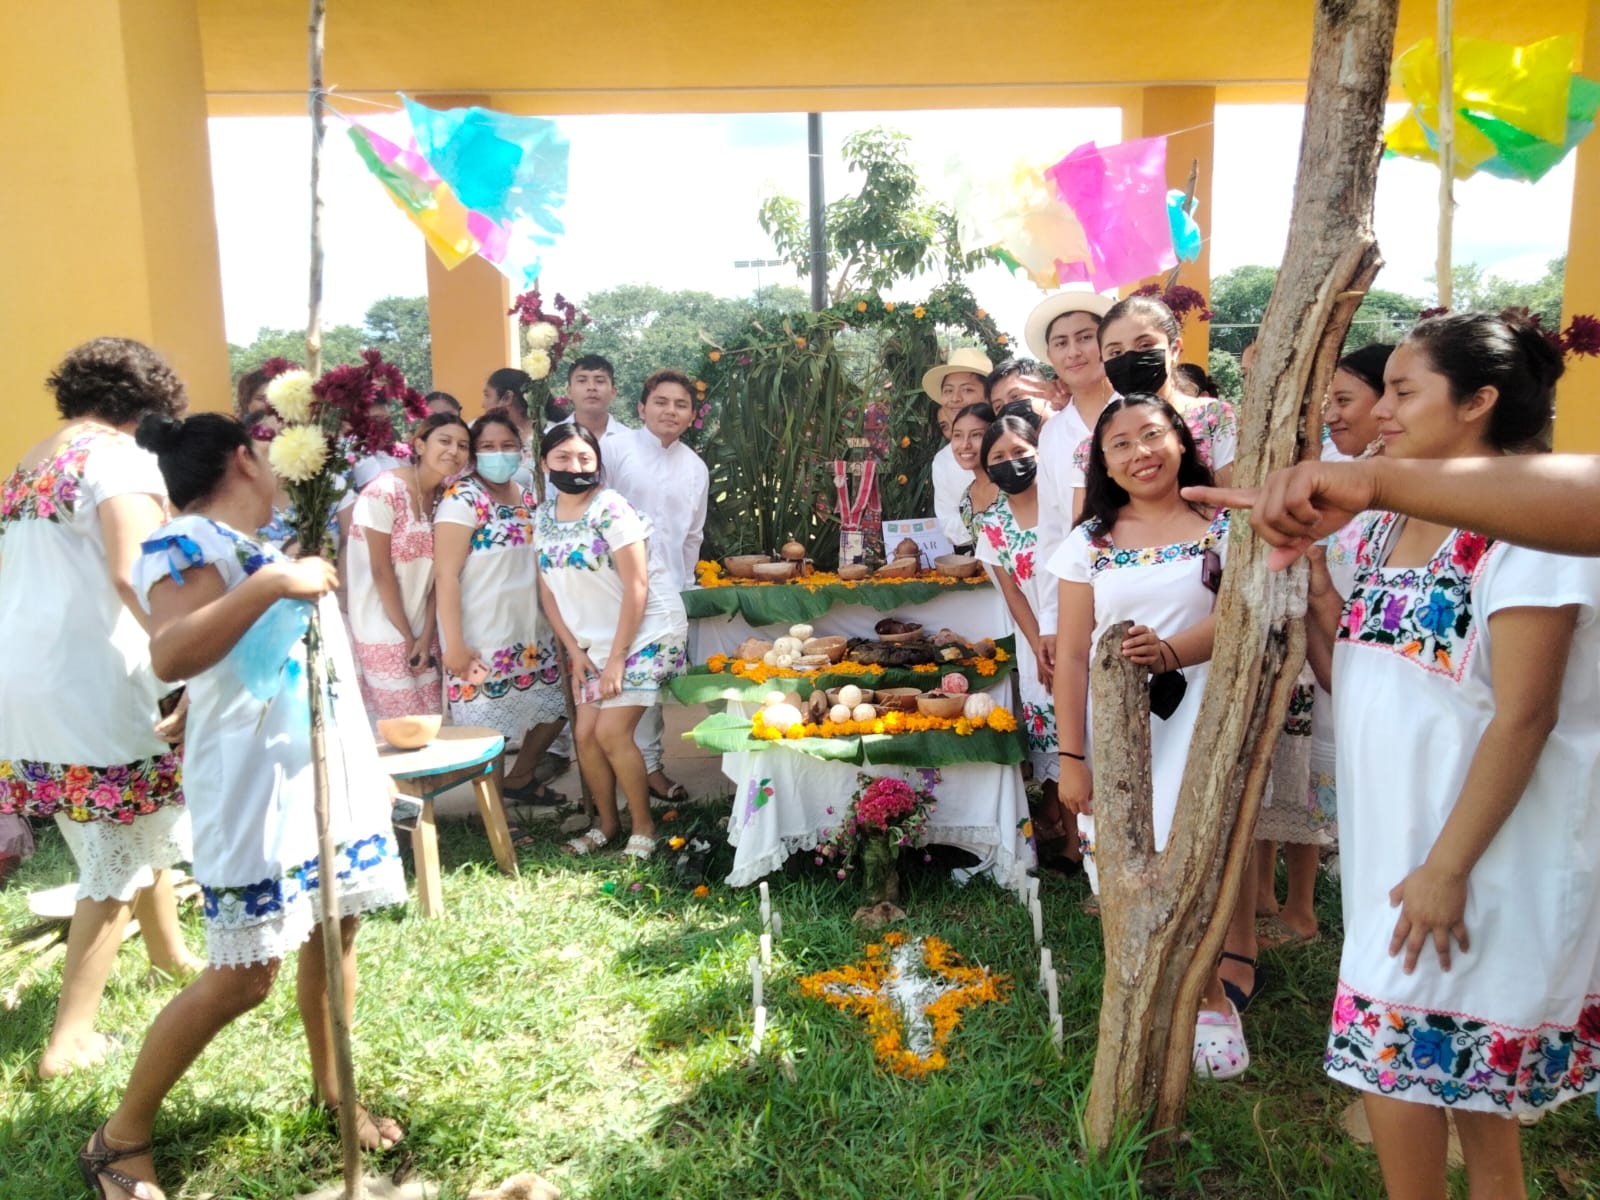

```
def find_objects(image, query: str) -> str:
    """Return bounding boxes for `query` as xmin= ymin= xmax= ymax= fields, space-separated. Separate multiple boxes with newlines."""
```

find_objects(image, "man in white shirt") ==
xmin=608 ymin=369 xmax=709 ymax=804
xmin=922 ymin=347 xmax=993 ymax=553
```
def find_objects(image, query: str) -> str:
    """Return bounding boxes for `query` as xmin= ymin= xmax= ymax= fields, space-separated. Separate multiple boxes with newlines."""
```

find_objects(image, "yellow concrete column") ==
xmin=416 ymin=96 xmax=519 ymax=417
xmin=1125 ymin=86 xmax=1217 ymax=361
xmin=0 ymin=0 xmax=228 ymax=471
xmin=1557 ymin=2 xmax=1600 ymax=452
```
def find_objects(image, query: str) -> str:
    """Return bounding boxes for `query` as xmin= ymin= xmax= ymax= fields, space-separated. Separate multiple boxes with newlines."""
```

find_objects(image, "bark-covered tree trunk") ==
xmin=1084 ymin=0 xmax=1400 ymax=1152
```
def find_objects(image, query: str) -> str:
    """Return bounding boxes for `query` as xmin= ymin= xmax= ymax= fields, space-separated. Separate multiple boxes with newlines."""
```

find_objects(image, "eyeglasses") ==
xmin=1104 ymin=425 xmax=1176 ymax=459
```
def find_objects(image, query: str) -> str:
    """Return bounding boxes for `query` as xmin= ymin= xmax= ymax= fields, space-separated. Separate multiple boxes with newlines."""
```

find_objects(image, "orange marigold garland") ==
xmin=749 ymin=705 xmax=1017 ymax=741
xmin=799 ymin=932 xmax=1008 ymax=1077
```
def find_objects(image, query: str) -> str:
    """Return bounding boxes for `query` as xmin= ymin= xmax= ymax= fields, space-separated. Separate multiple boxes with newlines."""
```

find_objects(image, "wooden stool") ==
xmin=376 ymin=725 xmax=517 ymax=918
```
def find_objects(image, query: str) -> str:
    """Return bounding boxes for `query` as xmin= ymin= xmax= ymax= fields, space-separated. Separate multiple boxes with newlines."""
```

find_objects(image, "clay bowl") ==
xmin=876 ymin=622 xmax=925 ymax=645
xmin=377 ymin=714 xmax=442 ymax=750
xmin=916 ymin=692 xmax=967 ymax=719
xmin=875 ymin=687 xmax=922 ymax=713
xmin=825 ymin=687 xmax=876 ymax=707
xmin=934 ymin=553 xmax=984 ymax=579
xmin=752 ymin=560 xmax=800 ymax=582
xmin=802 ymin=636 xmax=849 ymax=663
xmin=836 ymin=564 xmax=870 ymax=581
xmin=724 ymin=553 xmax=773 ymax=579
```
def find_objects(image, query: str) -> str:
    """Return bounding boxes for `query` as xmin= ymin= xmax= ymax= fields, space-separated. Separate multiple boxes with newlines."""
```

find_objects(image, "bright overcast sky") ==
xmin=208 ymin=104 xmax=1575 ymax=349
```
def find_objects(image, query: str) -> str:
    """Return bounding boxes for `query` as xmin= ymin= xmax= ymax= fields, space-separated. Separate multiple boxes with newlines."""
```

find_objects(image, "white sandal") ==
xmin=562 ymin=828 xmax=611 ymax=856
xmin=620 ymin=834 xmax=657 ymax=861
xmin=1192 ymin=1000 xmax=1250 ymax=1080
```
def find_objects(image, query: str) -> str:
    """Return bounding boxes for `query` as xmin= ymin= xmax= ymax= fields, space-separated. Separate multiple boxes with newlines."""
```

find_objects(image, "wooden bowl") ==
xmin=875 ymin=687 xmax=921 ymax=713
xmin=752 ymin=560 xmax=799 ymax=582
xmin=725 ymin=554 xmax=773 ymax=579
xmin=802 ymin=636 xmax=849 ymax=663
xmin=934 ymin=553 xmax=983 ymax=579
xmin=916 ymin=693 xmax=966 ymax=719
xmin=836 ymin=564 xmax=870 ymax=581
xmin=875 ymin=558 xmax=919 ymax=580
xmin=377 ymin=714 xmax=442 ymax=750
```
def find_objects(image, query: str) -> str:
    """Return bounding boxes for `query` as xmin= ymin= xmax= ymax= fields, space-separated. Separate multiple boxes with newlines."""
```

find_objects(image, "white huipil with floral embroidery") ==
xmin=346 ymin=472 xmax=440 ymax=722
xmin=434 ymin=476 xmax=564 ymax=742
xmin=134 ymin=516 xmax=405 ymax=968
xmin=0 ymin=429 xmax=189 ymax=902
xmin=1325 ymin=515 xmax=1600 ymax=1115
xmin=1047 ymin=509 xmax=1229 ymax=894
xmin=973 ymin=492 xmax=1059 ymax=782
xmin=535 ymin=488 xmax=688 ymax=707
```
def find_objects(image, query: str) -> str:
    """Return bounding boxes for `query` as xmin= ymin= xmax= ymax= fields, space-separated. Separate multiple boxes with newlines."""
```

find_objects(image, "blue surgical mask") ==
xmin=476 ymin=452 xmax=521 ymax=484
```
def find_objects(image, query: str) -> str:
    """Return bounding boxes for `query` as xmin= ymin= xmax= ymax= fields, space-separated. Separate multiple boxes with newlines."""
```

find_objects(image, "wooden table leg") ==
xmin=473 ymin=775 xmax=520 ymax=878
xmin=412 ymin=798 xmax=444 ymax=918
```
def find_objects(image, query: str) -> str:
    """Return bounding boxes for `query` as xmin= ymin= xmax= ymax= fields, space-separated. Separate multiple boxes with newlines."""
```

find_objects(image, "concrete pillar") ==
xmin=1557 ymin=2 xmax=1600 ymax=452
xmin=415 ymin=96 xmax=519 ymax=417
xmin=0 ymin=0 xmax=229 ymax=471
xmin=1125 ymin=86 xmax=1217 ymax=361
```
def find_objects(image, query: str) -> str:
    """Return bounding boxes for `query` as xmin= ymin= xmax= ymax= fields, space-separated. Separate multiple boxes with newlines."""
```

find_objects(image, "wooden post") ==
xmin=1083 ymin=0 xmax=1399 ymax=1153
xmin=305 ymin=1 xmax=362 ymax=1195
xmin=1436 ymin=0 xmax=1455 ymax=307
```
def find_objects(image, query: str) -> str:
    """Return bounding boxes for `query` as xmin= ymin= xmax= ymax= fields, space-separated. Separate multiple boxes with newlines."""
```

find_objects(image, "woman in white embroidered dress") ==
xmin=345 ymin=413 xmax=469 ymax=721
xmin=1050 ymin=392 xmax=1259 ymax=1080
xmin=972 ymin=412 xmax=1076 ymax=871
xmin=1308 ymin=312 xmax=1600 ymax=1199
xmin=77 ymin=412 xmax=407 ymax=1200
xmin=949 ymin=402 xmax=999 ymax=547
xmin=535 ymin=422 xmax=688 ymax=860
xmin=0 ymin=339 xmax=199 ymax=1079
xmin=434 ymin=412 xmax=568 ymax=806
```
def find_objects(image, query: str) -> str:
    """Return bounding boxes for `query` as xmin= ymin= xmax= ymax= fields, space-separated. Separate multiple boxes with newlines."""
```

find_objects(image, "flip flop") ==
xmin=1256 ymin=914 xmax=1320 ymax=948
xmin=562 ymin=828 xmax=611 ymax=857
xmin=1219 ymin=951 xmax=1269 ymax=1013
xmin=621 ymin=834 xmax=658 ymax=860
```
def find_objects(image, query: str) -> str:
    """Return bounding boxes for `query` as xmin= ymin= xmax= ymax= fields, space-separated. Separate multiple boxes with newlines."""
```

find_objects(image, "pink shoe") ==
xmin=1192 ymin=1001 xmax=1249 ymax=1080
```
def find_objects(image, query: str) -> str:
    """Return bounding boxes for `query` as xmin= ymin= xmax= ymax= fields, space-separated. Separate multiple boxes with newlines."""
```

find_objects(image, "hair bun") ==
xmin=135 ymin=412 xmax=185 ymax=455
xmin=1498 ymin=307 xmax=1566 ymax=392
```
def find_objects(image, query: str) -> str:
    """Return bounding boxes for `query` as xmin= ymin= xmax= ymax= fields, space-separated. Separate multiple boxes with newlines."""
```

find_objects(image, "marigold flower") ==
xmin=668 ymin=836 xmax=686 ymax=850
xmin=856 ymin=301 xmax=868 ymax=312
xmin=884 ymin=302 xmax=896 ymax=312
xmin=795 ymin=336 xmax=808 ymax=349
xmin=709 ymin=350 xmax=722 ymax=362
xmin=997 ymin=335 xmax=1009 ymax=346
xmin=976 ymin=308 xmax=987 ymax=319
xmin=899 ymin=436 xmax=911 ymax=448
xmin=913 ymin=306 xmax=926 ymax=319
xmin=896 ymin=474 xmax=908 ymax=485
xmin=693 ymin=884 xmax=710 ymax=897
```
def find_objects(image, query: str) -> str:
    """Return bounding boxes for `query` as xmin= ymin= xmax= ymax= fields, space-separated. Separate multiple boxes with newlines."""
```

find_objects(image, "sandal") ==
xmin=311 ymin=1098 xmax=405 ymax=1151
xmin=1192 ymin=1000 xmax=1250 ymax=1080
xmin=79 ymin=1123 xmax=160 ymax=1199
xmin=1256 ymin=914 xmax=1319 ymax=949
xmin=505 ymin=824 xmax=539 ymax=849
xmin=648 ymin=779 xmax=688 ymax=805
xmin=621 ymin=834 xmax=657 ymax=861
xmin=563 ymin=828 xmax=611 ymax=856
xmin=1219 ymin=951 xmax=1269 ymax=1013
xmin=502 ymin=778 xmax=567 ymax=806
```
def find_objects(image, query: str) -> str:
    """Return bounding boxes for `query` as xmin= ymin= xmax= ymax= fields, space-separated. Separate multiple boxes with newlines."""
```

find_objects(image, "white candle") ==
xmin=1030 ymin=899 xmax=1044 ymax=945
xmin=760 ymin=932 xmax=772 ymax=967
xmin=750 ymin=955 xmax=763 ymax=1009
xmin=1051 ymin=1013 xmax=1064 ymax=1053
xmin=1046 ymin=967 xmax=1060 ymax=1025
xmin=1040 ymin=947 xmax=1053 ymax=981
xmin=770 ymin=910 xmax=783 ymax=940
xmin=752 ymin=1004 xmax=768 ymax=1052
xmin=759 ymin=881 xmax=771 ymax=927
xmin=1027 ymin=876 xmax=1041 ymax=907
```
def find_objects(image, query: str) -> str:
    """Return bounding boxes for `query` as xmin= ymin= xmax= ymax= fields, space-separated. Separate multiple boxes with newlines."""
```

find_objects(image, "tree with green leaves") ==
xmin=228 ymin=296 xmax=432 ymax=391
xmin=758 ymin=127 xmax=993 ymax=305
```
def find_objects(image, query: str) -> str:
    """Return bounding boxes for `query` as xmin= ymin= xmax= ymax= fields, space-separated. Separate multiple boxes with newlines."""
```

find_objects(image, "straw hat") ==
xmin=1024 ymin=287 xmax=1116 ymax=360
xmin=920 ymin=347 xmax=995 ymax=401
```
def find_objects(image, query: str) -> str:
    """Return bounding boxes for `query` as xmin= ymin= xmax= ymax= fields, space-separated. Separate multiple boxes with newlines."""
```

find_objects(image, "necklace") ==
xmin=411 ymin=464 xmax=442 ymax=524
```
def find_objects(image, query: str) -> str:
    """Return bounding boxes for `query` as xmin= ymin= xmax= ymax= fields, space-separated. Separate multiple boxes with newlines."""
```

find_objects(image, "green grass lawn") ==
xmin=2 ymin=808 xmax=1596 ymax=1199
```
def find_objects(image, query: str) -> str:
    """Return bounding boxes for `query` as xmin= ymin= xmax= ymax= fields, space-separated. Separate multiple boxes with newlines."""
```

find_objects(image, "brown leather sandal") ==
xmin=78 ymin=1122 xmax=160 ymax=1199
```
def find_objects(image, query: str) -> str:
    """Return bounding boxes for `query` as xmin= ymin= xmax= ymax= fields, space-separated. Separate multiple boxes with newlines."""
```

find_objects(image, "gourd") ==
xmin=962 ymin=693 xmax=995 ymax=721
xmin=788 ymin=623 xmax=814 ymax=642
xmin=828 ymin=703 xmax=853 ymax=725
xmin=762 ymin=651 xmax=780 ymax=667
xmin=763 ymin=702 xmax=804 ymax=733
xmin=837 ymin=684 xmax=863 ymax=709
xmin=773 ymin=636 xmax=805 ymax=657
xmin=851 ymin=702 xmax=877 ymax=723
xmin=941 ymin=673 xmax=969 ymax=695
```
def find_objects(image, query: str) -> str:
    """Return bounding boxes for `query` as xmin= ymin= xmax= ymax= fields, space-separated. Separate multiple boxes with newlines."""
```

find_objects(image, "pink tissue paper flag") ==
xmin=1047 ymin=137 xmax=1177 ymax=290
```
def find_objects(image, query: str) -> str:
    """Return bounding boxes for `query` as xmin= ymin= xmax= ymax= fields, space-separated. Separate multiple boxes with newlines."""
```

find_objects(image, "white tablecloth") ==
xmin=722 ymin=748 xmax=1034 ymax=889
xmin=689 ymin=588 xmax=1008 ymax=661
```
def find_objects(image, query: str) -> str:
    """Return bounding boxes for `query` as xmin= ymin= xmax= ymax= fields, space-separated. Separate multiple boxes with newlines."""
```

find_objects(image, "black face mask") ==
xmin=1104 ymin=348 xmax=1169 ymax=396
xmin=988 ymin=457 xmax=1038 ymax=495
xmin=1149 ymin=667 xmax=1187 ymax=721
xmin=549 ymin=469 xmax=600 ymax=495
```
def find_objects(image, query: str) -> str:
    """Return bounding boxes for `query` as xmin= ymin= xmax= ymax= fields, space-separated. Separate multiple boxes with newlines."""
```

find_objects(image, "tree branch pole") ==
xmin=305 ymin=1 xmax=364 ymax=1196
xmin=807 ymin=113 xmax=827 ymax=313
xmin=1436 ymin=0 xmax=1455 ymax=307
xmin=1083 ymin=0 xmax=1399 ymax=1154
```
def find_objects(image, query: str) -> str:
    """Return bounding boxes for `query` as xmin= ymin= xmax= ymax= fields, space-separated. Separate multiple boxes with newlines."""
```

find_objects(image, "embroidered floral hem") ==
xmin=1324 ymin=981 xmax=1600 ymax=1114
xmin=0 ymin=752 xmax=182 ymax=823
xmin=200 ymin=832 xmax=406 ymax=968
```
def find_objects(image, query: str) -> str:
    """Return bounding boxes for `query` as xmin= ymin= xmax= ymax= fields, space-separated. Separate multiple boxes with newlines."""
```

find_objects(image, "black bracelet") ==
xmin=1159 ymin=638 xmax=1181 ymax=671
xmin=1058 ymin=751 xmax=1086 ymax=761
